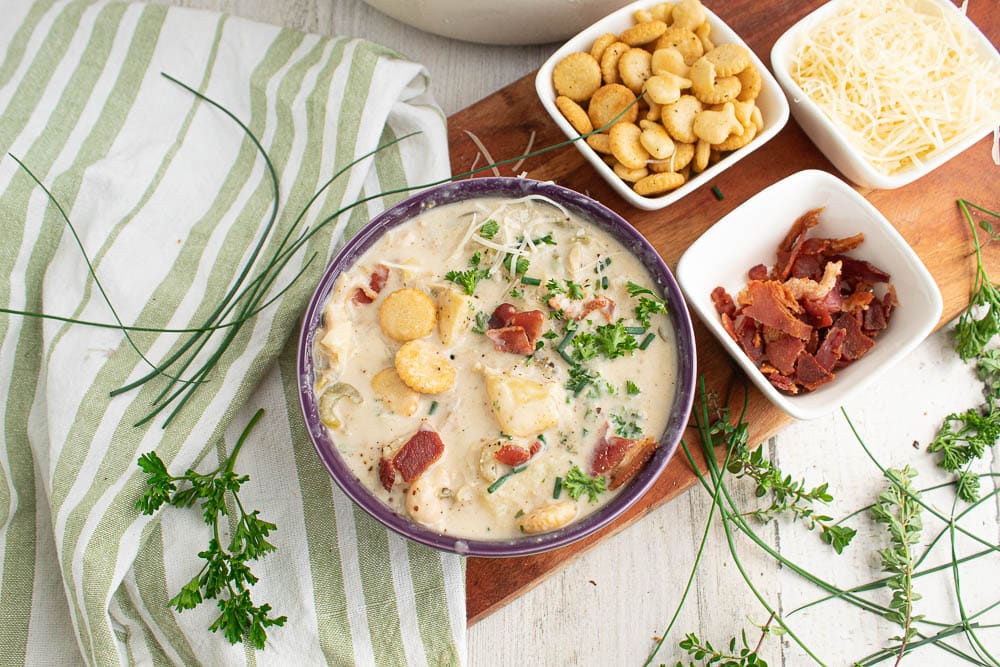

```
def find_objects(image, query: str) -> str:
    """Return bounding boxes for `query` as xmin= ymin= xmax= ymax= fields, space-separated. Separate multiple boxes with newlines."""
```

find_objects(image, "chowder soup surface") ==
xmin=314 ymin=195 xmax=678 ymax=540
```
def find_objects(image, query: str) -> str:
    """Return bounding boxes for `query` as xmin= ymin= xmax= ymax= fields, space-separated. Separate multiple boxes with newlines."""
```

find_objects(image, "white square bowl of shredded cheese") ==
xmin=771 ymin=0 xmax=1000 ymax=189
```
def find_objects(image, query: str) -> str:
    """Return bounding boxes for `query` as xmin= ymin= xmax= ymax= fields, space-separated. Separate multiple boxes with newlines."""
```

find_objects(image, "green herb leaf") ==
xmin=635 ymin=296 xmax=668 ymax=329
xmin=610 ymin=411 xmax=643 ymax=439
xmin=479 ymin=219 xmax=499 ymax=239
xmin=472 ymin=311 xmax=490 ymax=334
xmin=135 ymin=409 xmax=285 ymax=648
xmin=563 ymin=465 xmax=607 ymax=502
xmin=445 ymin=252 xmax=491 ymax=296
xmin=572 ymin=319 xmax=639 ymax=361
xmin=626 ymin=380 xmax=640 ymax=395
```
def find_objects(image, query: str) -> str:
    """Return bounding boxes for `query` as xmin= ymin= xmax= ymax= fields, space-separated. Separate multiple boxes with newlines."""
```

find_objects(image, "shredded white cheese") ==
xmin=790 ymin=0 xmax=1000 ymax=175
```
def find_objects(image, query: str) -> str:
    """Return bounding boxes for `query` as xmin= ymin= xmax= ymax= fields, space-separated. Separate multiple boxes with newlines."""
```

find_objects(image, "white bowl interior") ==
xmin=677 ymin=170 xmax=943 ymax=419
xmin=771 ymin=0 xmax=1000 ymax=189
xmin=536 ymin=0 xmax=790 ymax=211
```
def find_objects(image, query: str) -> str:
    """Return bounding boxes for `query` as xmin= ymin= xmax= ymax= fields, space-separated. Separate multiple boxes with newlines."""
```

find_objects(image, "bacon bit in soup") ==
xmin=378 ymin=457 xmax=396 ymax=492
xmin=713 ymin=208 xmax=895 ymax=394
xmin=495 ymin=444 xmax=532 ymax=466
xmin=352 ymin=264 xmax=390 ymax=304
xmin=485 ymin=303 xmax=546 ymax=355
xmin=608 ymin=436 xmax=658 ymax=490
xmin=392 ymin=426 xmax=445 ymax=482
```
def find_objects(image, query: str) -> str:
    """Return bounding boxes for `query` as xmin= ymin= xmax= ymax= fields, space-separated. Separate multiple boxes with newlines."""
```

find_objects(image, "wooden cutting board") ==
xmin=446 ymin=0 xmax=1000 ymax=624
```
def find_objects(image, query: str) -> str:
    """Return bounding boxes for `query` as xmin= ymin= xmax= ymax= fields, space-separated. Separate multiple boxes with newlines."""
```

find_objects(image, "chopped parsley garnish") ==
xmin=626 ymin=380 xmax=640 ymax=395
xmin=572 ymin=320 xmax=639 ymax=361
xmin=566 ymin=365 xmax=600 ymax=395
xmin=545 ymin=279 xmax=564 ymax=295
xmin=479 ymin=219 xmax=499 ymax=239
xmin=563 ymin=465 xmax=607 ymax=503
xmin=472 ymin=311 xmax=489 ymax=334
xmin=510 ymin=288 xmax=524 ymax=299
xmin=610 ymin=411 xmax=643 ymax=439
xmin=626 ymin=282 xmax=657 ymax=297
xmin=542 ymin=330 xmax=559 ymax=340
xmin=627 ymin=282 xmax=667 ymax=328
xmin=445 ymin=252 xmax=490 ymax=295
xmin=635 ymin=296 xmax=668 ymax=328
xmin=503 ymin=253 xmax=529 ymax=276
xmin=566 ymin=280 xmax=585 ymax=300
xmin=532 ymin=232 xmax=556 ymax=245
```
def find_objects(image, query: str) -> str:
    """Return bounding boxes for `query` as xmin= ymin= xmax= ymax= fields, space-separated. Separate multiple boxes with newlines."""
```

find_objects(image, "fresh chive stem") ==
xmin=625 ymin=326 xmax=647 ymax=335
xmin=520 ymin=276 xmax=541 ymax=286
xmin=553 ymin=476 xmax=563 ymax=499
xmin=487 ymin=463 xmax=528 ymax=494
xmin=712 ymin=185 xmax=724 ymax=200
xmin=639 ymin=333 xmax=655 ymax=350
xmin=557 ymin=329 xmax=578 ymax=365
xmin=428 ymin=401 xmax=438 ymax=415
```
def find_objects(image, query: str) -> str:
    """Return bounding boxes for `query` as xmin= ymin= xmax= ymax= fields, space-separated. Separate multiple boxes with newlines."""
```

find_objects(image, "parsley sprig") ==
xmin=478 ymin=219 xmax=499 ymax=239
xmin=445 ymin=251 xmax=491 ymax=295
xmin=136 ymin=409 xmax=286 ymax=649
xmin=572 ymin=319 xmax=639 ymax=361
xmin=927 ymin=200 xmax=1000 ymax=501
xmin=955 ymin=200 xmax=1000 ymax=361
xmin=562 ymin=465 xmax=607 ymax=502
xmin=627 ymin=281 xmax=668 ymax=328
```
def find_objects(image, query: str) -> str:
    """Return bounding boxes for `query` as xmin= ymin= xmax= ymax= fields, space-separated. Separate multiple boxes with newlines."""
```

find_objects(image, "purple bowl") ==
xmin=297 ymin=177 xmax=696 ymax=557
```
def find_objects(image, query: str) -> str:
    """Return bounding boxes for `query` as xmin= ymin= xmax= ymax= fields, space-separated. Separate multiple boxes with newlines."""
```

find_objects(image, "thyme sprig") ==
xmin=675 ymin=628 xmax=769 ymax=667
xmin=871 ymin=466 xmax=924 ymax=665
xmin=136 ymin=409 xmax=285 ymax=648
xmin=711 ymin=396 xmax=856 ymax=553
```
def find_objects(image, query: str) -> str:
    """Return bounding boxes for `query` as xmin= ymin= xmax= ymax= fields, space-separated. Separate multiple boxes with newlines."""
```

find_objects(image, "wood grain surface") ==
xmin=449 ymin=0 xmax=1000 ymax=625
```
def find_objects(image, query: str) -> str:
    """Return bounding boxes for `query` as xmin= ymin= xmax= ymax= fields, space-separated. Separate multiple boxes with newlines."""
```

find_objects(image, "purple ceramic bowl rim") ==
xmin=297 ymin=177 xmax=697 ymax=557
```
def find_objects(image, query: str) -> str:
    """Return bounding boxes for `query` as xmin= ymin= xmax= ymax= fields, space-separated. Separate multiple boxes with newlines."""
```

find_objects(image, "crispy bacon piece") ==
xmin=352 ymin=264 xmax=390 ymax=304
xmin=608 ymin=437 xmax=658 ymax=490
xmin=815 ymin=327 xmax=846 ymax=372
xmin=548 ymin=294 xmax=616 ymax=322
xmin=392 ymin=427 xmax=444 ymax=483
xmin=495 ymin=444 xmax=531 ymax=466
xmin=833 ymin=255 xmax=890 ymax=288
xmin=715 ymin=211 xmax=896 ymax=394
xmin=790 ymin=253 xmax=824 ymax=280
xmin=831 ymin=312 xmax=875 ymax=361
xmin=592 ymin=434 xmax=633 ymax=474
xmin=765 ymin=334 xmax=805 ymax=375
xmin=863 ymin=299 xmax=887 ymax=334
xmin=487 ymin=304 xmax=545 ymax=354
xmin=800 ymin=233 xmax=864 ymax=257
xmin=488 ymin=303 xmax=518 ymax=329
xmin=735 ymin=316 xmax=764 ymax=365
xmin=486 ymin=326 xmax=533 ymax=355
xmin=842 ymin=286 xmax=875 ymax=312
xmin=774 ymin=208 xmax=822 ymax=280
xmin=510 ymin=310 xmax=544 ymax=343
xmin=378 ymin=457 xmax=395 ymax=492
xmin=741 ymin=281 xmax=812 ymax=340
xmin=530 ymin=440 xmax=542 ymax=456
xmin=712 ymin=286 xmax=737 ymax=318
xmin=795 ymin=352 xmax=835 ymax=391
xmin=765 ymin=369 xmax=798 ymax=394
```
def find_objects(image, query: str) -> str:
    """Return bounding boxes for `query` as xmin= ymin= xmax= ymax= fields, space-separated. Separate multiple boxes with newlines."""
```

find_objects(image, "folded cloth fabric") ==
xmin=0 ymin=1 xmax=465 ymax=664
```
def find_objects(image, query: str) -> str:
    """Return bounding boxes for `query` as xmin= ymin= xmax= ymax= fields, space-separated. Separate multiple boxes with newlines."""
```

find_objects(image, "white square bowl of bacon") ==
xmin=676 ymin=169 xmax=943 ymax=420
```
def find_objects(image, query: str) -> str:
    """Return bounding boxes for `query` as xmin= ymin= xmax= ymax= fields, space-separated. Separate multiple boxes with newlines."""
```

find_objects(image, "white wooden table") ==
xmin=150 ymin=1 xmax=1000 ymax=664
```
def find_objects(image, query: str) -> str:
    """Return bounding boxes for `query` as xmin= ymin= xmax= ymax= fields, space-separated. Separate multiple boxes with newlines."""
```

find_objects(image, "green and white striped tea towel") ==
xmin=0 ymin=1 xmax=466 ymax=664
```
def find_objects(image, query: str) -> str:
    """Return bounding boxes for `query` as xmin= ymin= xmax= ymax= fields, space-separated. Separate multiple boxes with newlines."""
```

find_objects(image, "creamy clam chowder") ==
xmin=313 ymin=194 xmax=678 ymax=540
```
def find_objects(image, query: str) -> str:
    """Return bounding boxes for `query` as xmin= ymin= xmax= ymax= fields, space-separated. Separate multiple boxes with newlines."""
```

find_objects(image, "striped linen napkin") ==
xmin=0 ymin=1 xmax=466 ymax=664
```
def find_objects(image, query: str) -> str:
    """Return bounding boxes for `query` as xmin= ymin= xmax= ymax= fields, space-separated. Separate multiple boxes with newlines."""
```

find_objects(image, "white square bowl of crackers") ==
xmin=676 ymin=169 xmax=943 ymax=420
xmin=535 ymin=0 xmax=790 ymax=211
